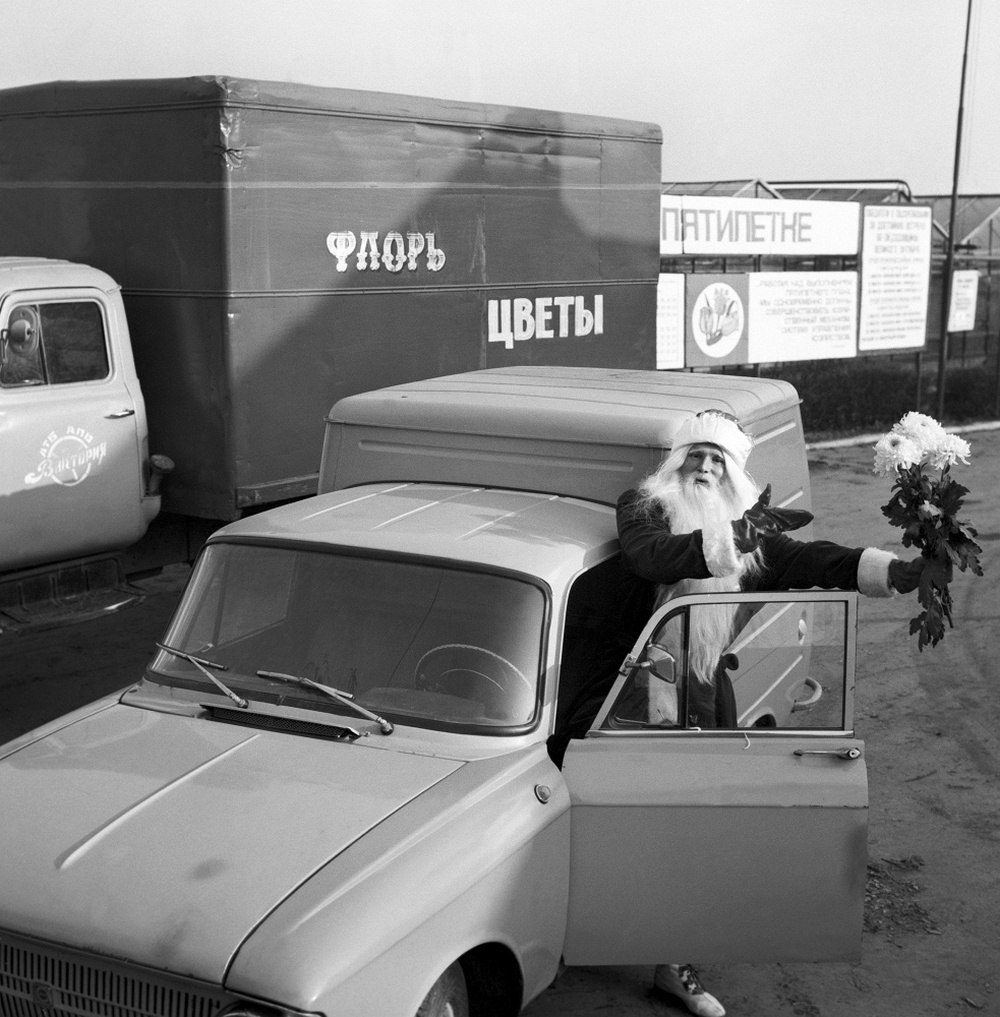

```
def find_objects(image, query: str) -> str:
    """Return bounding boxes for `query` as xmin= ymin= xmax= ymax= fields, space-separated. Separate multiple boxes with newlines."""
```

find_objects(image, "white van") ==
xmin=321 ymin=365 xmax=817 ymax=728
xmin=0 ymin=368 xmax=867 ymax=1017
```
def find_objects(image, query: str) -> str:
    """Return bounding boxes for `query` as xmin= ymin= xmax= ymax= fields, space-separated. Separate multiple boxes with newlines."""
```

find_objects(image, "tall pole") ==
xmin=937 ymin=0 xmax=975 ymax=420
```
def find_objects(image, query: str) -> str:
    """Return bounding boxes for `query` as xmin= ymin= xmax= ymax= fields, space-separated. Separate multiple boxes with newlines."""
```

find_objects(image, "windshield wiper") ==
xmin=156 ymin=643 xmax=249 ymax=710
xmin=257 ymin=669 xmax=393 ymax=735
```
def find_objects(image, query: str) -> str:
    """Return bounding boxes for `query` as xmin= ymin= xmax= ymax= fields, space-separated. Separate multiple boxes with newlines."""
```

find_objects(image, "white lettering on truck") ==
xmin=487 ymin=295 xmax=604 ymax=349
xmin=325 ymin=231 xmax=446 ymax=272
xmin=25 ymin=426 xmax=108 ymax=488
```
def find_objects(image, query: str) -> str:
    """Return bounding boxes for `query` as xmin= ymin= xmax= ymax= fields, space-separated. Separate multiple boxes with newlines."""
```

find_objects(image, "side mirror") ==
xmin=641 ymin=642 xmax=676 ymax=685
xmin=4 ymin=313 xmax=40 ymax=355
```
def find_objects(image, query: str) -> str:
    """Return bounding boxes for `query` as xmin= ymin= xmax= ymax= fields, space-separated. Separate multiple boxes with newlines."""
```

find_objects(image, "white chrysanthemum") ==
xmin=924 ymin=432 xmax=972 ymax=470
xmin=873 ymin=432 xmax=922 ymax=475
xmin=894 ymin=412 xmax=947 ymax=454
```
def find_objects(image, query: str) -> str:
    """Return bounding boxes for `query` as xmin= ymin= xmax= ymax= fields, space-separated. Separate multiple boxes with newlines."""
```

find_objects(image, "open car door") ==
xmin=561 ymin=590 xmax=867 ymax=965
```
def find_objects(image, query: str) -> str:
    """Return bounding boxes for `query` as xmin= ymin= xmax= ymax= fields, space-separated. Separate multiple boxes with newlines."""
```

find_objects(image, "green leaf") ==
xmin=936 ymin=477 xmax=969 ymax=518
xmin=881 ymin=460 xmax=982 ymax=649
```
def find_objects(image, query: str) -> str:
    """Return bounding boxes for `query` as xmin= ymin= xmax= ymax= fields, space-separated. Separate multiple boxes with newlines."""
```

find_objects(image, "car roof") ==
xmin=322 ymin=366 xmax=802 ymax=506
xmin=329 ymin=366 xmax=801 ymax=446
xmin=211 ymin=482 xmax=618 ymax=585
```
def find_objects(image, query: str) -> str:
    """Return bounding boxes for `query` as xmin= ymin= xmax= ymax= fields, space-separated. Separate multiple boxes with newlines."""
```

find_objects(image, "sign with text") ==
xmin=748 ymin=272 xmax=858 ymax=363
xmin=656 ymin=274 xmax=685 ymax=369
xmin=487 ymin=293 xmax=604 ymax=349
xmin=685 ymin=274 xmax=749 ymax=367
xmin=947 ymin=270 xmax=980 ymax=333
xmin=858 ymin=205 xmax=932 ymax=351
xmin=660 ymin=195 xmax=860 ymax=256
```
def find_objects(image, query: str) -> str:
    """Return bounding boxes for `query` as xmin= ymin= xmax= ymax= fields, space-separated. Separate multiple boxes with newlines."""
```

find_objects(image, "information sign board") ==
xmin=947 ymin=270 xmax=980 ymax=333
xmin=858 ymin=205 xmax=933 ymax=351
xmin=656 ymin=274 xmax=686 ymax=369
xmin=748 ymin=272 xmax=857 ymax=362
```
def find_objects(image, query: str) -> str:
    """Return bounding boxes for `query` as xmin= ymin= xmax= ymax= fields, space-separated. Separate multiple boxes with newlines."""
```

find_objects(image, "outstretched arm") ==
xmin=761 ymin=532 xmax=927 ymax=597
xmin=616 ymin=489 xmax=714 ymax=584
xmin=617 ymin=484 xmax=815 ymax=583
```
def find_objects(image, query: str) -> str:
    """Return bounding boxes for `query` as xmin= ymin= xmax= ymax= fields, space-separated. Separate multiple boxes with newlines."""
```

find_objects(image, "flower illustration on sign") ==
xmin=692 ymin=283 xmax=743 ymax=358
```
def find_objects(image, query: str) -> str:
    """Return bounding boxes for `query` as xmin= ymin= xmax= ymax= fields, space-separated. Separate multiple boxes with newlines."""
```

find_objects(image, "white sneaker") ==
xmin=653 ymin=964 xmax=726 ymax=1017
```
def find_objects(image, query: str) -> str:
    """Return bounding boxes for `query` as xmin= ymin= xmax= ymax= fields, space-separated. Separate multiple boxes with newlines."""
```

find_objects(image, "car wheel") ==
xmin=416 ymin=961 xmax=469 ymax=1017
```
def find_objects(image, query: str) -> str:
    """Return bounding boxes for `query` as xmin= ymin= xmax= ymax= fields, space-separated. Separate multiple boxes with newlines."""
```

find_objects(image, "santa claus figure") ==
xmin=615 ymin=408 xmax=926 ymax=1016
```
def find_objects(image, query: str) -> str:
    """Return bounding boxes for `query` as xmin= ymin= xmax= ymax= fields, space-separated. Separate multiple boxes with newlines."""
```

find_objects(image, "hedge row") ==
xmin=743 ymin=358 xmax=1000 ymax=440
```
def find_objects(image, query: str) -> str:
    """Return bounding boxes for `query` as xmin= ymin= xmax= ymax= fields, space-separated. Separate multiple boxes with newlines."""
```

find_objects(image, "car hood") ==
xmin=0 ymin=703 xmax=463 ymax=982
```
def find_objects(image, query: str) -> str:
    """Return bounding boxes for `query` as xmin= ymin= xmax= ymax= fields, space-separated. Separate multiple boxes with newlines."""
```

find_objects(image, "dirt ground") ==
xmin=2 ymin=430 xmax=998 ymax=1017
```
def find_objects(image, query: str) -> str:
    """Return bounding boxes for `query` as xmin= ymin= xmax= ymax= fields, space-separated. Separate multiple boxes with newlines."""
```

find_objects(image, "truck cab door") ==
xmin=0 ymin=289 xmax=154 ymax=573
xmin=560 ymin=590 xmax=867 ymax=965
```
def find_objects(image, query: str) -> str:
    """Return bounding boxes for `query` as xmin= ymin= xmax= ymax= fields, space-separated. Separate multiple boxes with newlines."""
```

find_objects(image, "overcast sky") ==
xmin=3 ymin=0 xmax=997 ymax=195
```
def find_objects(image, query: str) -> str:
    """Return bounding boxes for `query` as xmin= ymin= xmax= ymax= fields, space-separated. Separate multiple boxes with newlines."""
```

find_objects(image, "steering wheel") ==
xmin=414 ymin=643 xmax=532 ymax=717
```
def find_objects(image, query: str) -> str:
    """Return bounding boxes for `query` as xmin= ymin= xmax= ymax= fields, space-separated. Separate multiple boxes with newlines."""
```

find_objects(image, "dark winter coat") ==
xmin=614 ymin=488 xmax=871 ymax=728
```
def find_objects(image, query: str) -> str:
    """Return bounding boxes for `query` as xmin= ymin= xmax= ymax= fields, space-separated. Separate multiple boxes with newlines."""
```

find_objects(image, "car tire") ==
xmin=416 ymin=961 xmax=469 ymax=1017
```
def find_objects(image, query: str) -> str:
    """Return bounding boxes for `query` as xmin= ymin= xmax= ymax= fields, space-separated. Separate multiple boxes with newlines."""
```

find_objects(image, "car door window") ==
xmin=596 ymin=592 xmax=853 ymax=732
xmin=601 ymin=608 xmax=686 ymax=728
xmin=1 ymin=301 xmax=109 ymax=388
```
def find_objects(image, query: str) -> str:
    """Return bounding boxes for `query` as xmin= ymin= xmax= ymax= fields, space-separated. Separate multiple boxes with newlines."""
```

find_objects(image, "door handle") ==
xmin=105 ymin=408 xmax=136 ymax=418
xmin=794 ymin=747 xmax=862 ymax=760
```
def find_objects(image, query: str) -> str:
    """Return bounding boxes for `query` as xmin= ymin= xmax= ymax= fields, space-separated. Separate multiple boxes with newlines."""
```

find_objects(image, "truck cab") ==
xmin=0 ymin=258 xmax=167 ymax=623
xmin=0 ymin=367 xmax=867 ymax=1017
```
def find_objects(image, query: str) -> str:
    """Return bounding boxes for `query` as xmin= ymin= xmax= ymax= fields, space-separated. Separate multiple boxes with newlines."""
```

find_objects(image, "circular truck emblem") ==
xmin=25 ymin=425 xmax=108 ymax=488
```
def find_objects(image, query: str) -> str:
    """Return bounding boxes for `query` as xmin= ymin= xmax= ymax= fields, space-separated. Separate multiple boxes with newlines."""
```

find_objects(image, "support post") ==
xmin=936 ymin=0 xmax=975 ymax=420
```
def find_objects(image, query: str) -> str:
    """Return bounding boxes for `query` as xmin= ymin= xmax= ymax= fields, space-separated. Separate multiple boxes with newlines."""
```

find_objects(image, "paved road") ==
xmin=2 ymin=428 xmax=998 ymax=1016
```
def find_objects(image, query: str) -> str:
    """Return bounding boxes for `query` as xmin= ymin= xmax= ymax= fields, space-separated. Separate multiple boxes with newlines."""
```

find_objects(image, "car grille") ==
xmin=0 ymin=930 xmax=237 ymax=1017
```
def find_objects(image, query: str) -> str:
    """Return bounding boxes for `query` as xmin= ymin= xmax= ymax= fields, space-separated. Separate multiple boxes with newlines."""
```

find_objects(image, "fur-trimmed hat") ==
xmin=671 ymin=410 xmax=754 ymax=470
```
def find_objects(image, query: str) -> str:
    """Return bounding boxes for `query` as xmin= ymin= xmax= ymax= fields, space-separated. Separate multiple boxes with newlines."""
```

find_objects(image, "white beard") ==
xmin=641 ymin=472 xmax=759 ymax=687
xmin=659 ymin=474 xmax=742 ymax=540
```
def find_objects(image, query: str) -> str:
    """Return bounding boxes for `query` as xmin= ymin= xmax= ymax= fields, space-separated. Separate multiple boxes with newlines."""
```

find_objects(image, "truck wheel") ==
xmin=416 ymin=961 xmax=469 ymax=1017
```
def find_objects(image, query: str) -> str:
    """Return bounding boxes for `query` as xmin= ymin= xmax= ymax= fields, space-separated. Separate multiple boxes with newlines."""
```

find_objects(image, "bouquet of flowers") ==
xmin=873 ymin=412 xmax=983 ymax=650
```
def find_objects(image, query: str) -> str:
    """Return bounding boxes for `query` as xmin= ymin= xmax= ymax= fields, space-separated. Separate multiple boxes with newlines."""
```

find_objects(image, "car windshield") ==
xmin=148 ymin=542 xmax=546 ymax=732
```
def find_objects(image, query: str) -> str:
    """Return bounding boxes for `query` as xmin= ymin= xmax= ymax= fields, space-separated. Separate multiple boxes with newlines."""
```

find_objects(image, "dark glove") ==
xmin=732 ymin=483 xmax=815 ymax=553
xmin=888 ymin=556 xmax=935 ymax=594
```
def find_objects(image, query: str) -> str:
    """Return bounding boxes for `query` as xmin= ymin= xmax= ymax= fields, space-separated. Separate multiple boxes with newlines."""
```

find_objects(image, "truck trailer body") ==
xmin=0 ymin=78 xmax=661 ymax=619
xmin=0 ymin=76 xmax=661 ymax=522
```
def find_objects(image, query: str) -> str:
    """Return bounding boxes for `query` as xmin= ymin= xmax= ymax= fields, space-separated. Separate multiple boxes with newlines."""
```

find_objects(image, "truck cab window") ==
xmin=1 ymin=301 xmax=109 ymax=388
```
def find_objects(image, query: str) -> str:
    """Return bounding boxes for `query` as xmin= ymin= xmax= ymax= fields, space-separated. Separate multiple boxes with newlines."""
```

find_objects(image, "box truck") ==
xmin=0 ymin=77 xmax=661 ymax=626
